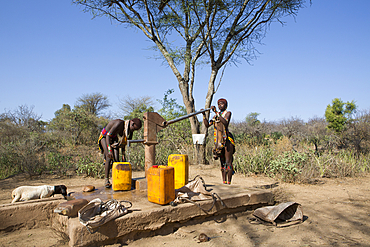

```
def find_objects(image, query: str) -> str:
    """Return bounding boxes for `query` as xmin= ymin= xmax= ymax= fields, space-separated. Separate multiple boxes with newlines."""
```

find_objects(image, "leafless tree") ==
xmin=117 ymin=95 xmax=155 ymax=116
xmin=75 ymin=92 xmax=111 ymax=116
xmin=1 ymin=104 xmax=45 ymax=132
xmin=343 ymin=109 xmax=370 ymax=154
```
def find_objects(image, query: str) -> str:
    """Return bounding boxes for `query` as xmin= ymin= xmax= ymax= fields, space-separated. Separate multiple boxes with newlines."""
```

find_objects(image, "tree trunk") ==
xmin=153 ymin=34 xmax=219 ymax=165
xmin=194 ymin=143 xmax=207 ymax=165
xmin=185 ymin=69 xmax=218 ymax=165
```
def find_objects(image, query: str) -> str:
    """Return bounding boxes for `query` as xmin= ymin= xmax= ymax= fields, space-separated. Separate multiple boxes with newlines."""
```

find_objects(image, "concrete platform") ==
xmin=0 ymin=197 xmax=64 ymax=231
xmin=0 ymin=180 xmax=274 ymax=247
xmin=65 ymin=182 xmax=274 ymax=247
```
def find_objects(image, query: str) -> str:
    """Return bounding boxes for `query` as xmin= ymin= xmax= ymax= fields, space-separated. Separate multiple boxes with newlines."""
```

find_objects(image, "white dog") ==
xmin=11 ymin=185 xmax=67 ymax=203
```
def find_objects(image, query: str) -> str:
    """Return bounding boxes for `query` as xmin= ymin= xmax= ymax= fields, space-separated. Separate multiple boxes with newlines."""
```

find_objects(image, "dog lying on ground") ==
xmin=11 ymin=185 xmax=67 ymax=203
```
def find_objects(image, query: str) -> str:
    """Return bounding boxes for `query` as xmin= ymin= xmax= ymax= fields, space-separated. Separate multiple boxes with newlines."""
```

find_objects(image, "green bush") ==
xmin=47 ymin=152 xmax=74 ymax=176
xmin=126 ymin=144 xmax=145 ymax=170
xmin=10 ymin=134 xmax=48 ymax=177
xmin=233 ymin=146 xmax=275 ymax=175
xmin=0 ymin=144 xmax=21 ymax=179
xmin=76 ymin=155 xmax=105 ymax=178
xmin=268 ymin=151 xmax=307 ymax=182
xmin=313 ymin=150 xmax=370 ymax=178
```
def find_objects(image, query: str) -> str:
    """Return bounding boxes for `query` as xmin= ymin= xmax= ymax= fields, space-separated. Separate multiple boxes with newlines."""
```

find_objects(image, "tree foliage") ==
xmin=157 ymin=89 xmax=187 ymax=120
xmin=246 ymin=112 xmax=261 ymax=126
xmin=156 ymin=89 xmax=192 ymax=164
xmin=1 ymin=98 xmax=370 ymax=181
xmin=0 ymin=105 xmax=48 ymax=177
xmin=49 ymin=103 xmax=107 ymax=145
xmin=325 ymin=98 xmax=356 ymax=133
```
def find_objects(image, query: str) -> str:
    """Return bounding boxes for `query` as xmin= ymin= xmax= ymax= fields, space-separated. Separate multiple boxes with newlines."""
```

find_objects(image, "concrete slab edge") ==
xmin=68 ymin=189 xmax=273 ymax=247
xmin=0 ymin=199 xmax=64 ymax=231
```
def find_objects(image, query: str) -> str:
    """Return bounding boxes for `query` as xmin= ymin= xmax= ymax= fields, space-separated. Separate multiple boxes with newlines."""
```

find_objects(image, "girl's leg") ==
xmin=220 ymin=152 xmax=227 ymax=183
xmin=225 ymin=143 xmax=235 ymax=184
xmin=113 ymin=148 xmax=119 ymax=163
xmin=100 ymin=138 xmax=112 ymax=188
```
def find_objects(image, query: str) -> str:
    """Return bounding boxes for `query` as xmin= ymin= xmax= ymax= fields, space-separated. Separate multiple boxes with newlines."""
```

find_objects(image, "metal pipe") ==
xmin=145 ymin=144 xmax=155 ymax=178
xmin=127 ymin=139 xmax=145 ymax=147
xmin=128 ymin=139 xmax=145 ymax=144
xmin=164 ymin=108 xmax=211 ymax=126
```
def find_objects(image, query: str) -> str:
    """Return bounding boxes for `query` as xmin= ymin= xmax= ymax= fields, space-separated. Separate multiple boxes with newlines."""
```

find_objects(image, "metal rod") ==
xmin=128 ymin=139 xmax=145 ymax=144
xmin=127 ymin=139 xmax=145 ymax=147
xmin=164 ymin=108 xmax=211 ymax=126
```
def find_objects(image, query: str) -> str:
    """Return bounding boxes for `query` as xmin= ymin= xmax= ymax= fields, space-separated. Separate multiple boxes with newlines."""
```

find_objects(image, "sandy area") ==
xmin=1 ymin=164 xmax=369 ymax=246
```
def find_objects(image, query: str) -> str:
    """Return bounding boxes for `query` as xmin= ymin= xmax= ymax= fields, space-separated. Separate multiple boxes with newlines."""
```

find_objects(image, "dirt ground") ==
xmin=1 ymin=164 xmax=370 ymax=247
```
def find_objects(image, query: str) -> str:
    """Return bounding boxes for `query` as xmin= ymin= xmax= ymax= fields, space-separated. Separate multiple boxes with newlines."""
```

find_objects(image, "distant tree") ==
xmin=325 ymin=98 xmax=356 ymax=133
xmin=246 ymin=112 xmax=261 ymax=126
xmin=2 ymin=105 xmax=46 ymax=130
xmin=342 ymin=109 xmax=370 ymax=154
xmin=75 ymin=93 xmax=110 ymax=116
xmin=305 ymin=117 xmax=327 ymax=155
xmin=117 ymin=95 xmax=155 ymax=119
xmin=127 ymin=103 xmax=155 ymax=120
xmin=49 ymin=104 xmax=72 ymax=132
xmin=279 ymin=117 xmax=305 ymax=139
xmin=49 ymin=104 xmax=102 ymax=145
xmin=1 ymin=104 xmax=46 ymax=132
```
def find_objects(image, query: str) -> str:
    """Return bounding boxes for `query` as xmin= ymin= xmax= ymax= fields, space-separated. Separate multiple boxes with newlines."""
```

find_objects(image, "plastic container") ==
xmin=168 ymin=154 xmax=189 ymax=189
xmin=112 ymin=162 xmax=132 ymax=191
xmin=54 ymin=199 xmax=89 ymax=217
xmin=147 ymin=166 xmax=175 ymax=205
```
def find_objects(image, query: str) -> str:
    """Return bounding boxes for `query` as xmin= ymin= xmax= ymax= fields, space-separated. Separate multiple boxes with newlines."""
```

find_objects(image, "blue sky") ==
xmin=1 ymin=1 xmax=369 ymax=123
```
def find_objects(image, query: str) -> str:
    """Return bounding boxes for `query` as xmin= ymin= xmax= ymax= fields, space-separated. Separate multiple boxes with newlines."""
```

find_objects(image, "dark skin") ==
xmin=100 ymin=119 xmax=141 ymax=186
xmin=202 ymin=101 xmax=235 ymax=184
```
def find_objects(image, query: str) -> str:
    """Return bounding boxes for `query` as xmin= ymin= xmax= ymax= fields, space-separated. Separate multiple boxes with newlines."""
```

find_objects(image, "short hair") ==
xmin=131 ymin=118 xmax=142 ymax=129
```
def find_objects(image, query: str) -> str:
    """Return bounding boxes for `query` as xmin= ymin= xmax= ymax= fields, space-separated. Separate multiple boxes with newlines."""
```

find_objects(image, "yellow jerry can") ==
xmin=147 ymin=165 xmax=175 ymax=205
xmin=112 ymin=162 xmax=132 ymax=191
xmin=168 ymin=154 xmax=189 ymax=189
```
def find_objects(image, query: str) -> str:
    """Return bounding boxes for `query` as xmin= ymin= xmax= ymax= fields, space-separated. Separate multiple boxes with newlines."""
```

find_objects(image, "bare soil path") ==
xmin=1 ymin=164 xmax=369 ymax=247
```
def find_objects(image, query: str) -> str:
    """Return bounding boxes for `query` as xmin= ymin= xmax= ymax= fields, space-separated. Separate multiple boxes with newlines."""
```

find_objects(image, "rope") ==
xmin=83 ymin=199 xmax=132 ymax=234
xmin=171 ymin=175 xmax=227 ymax=213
